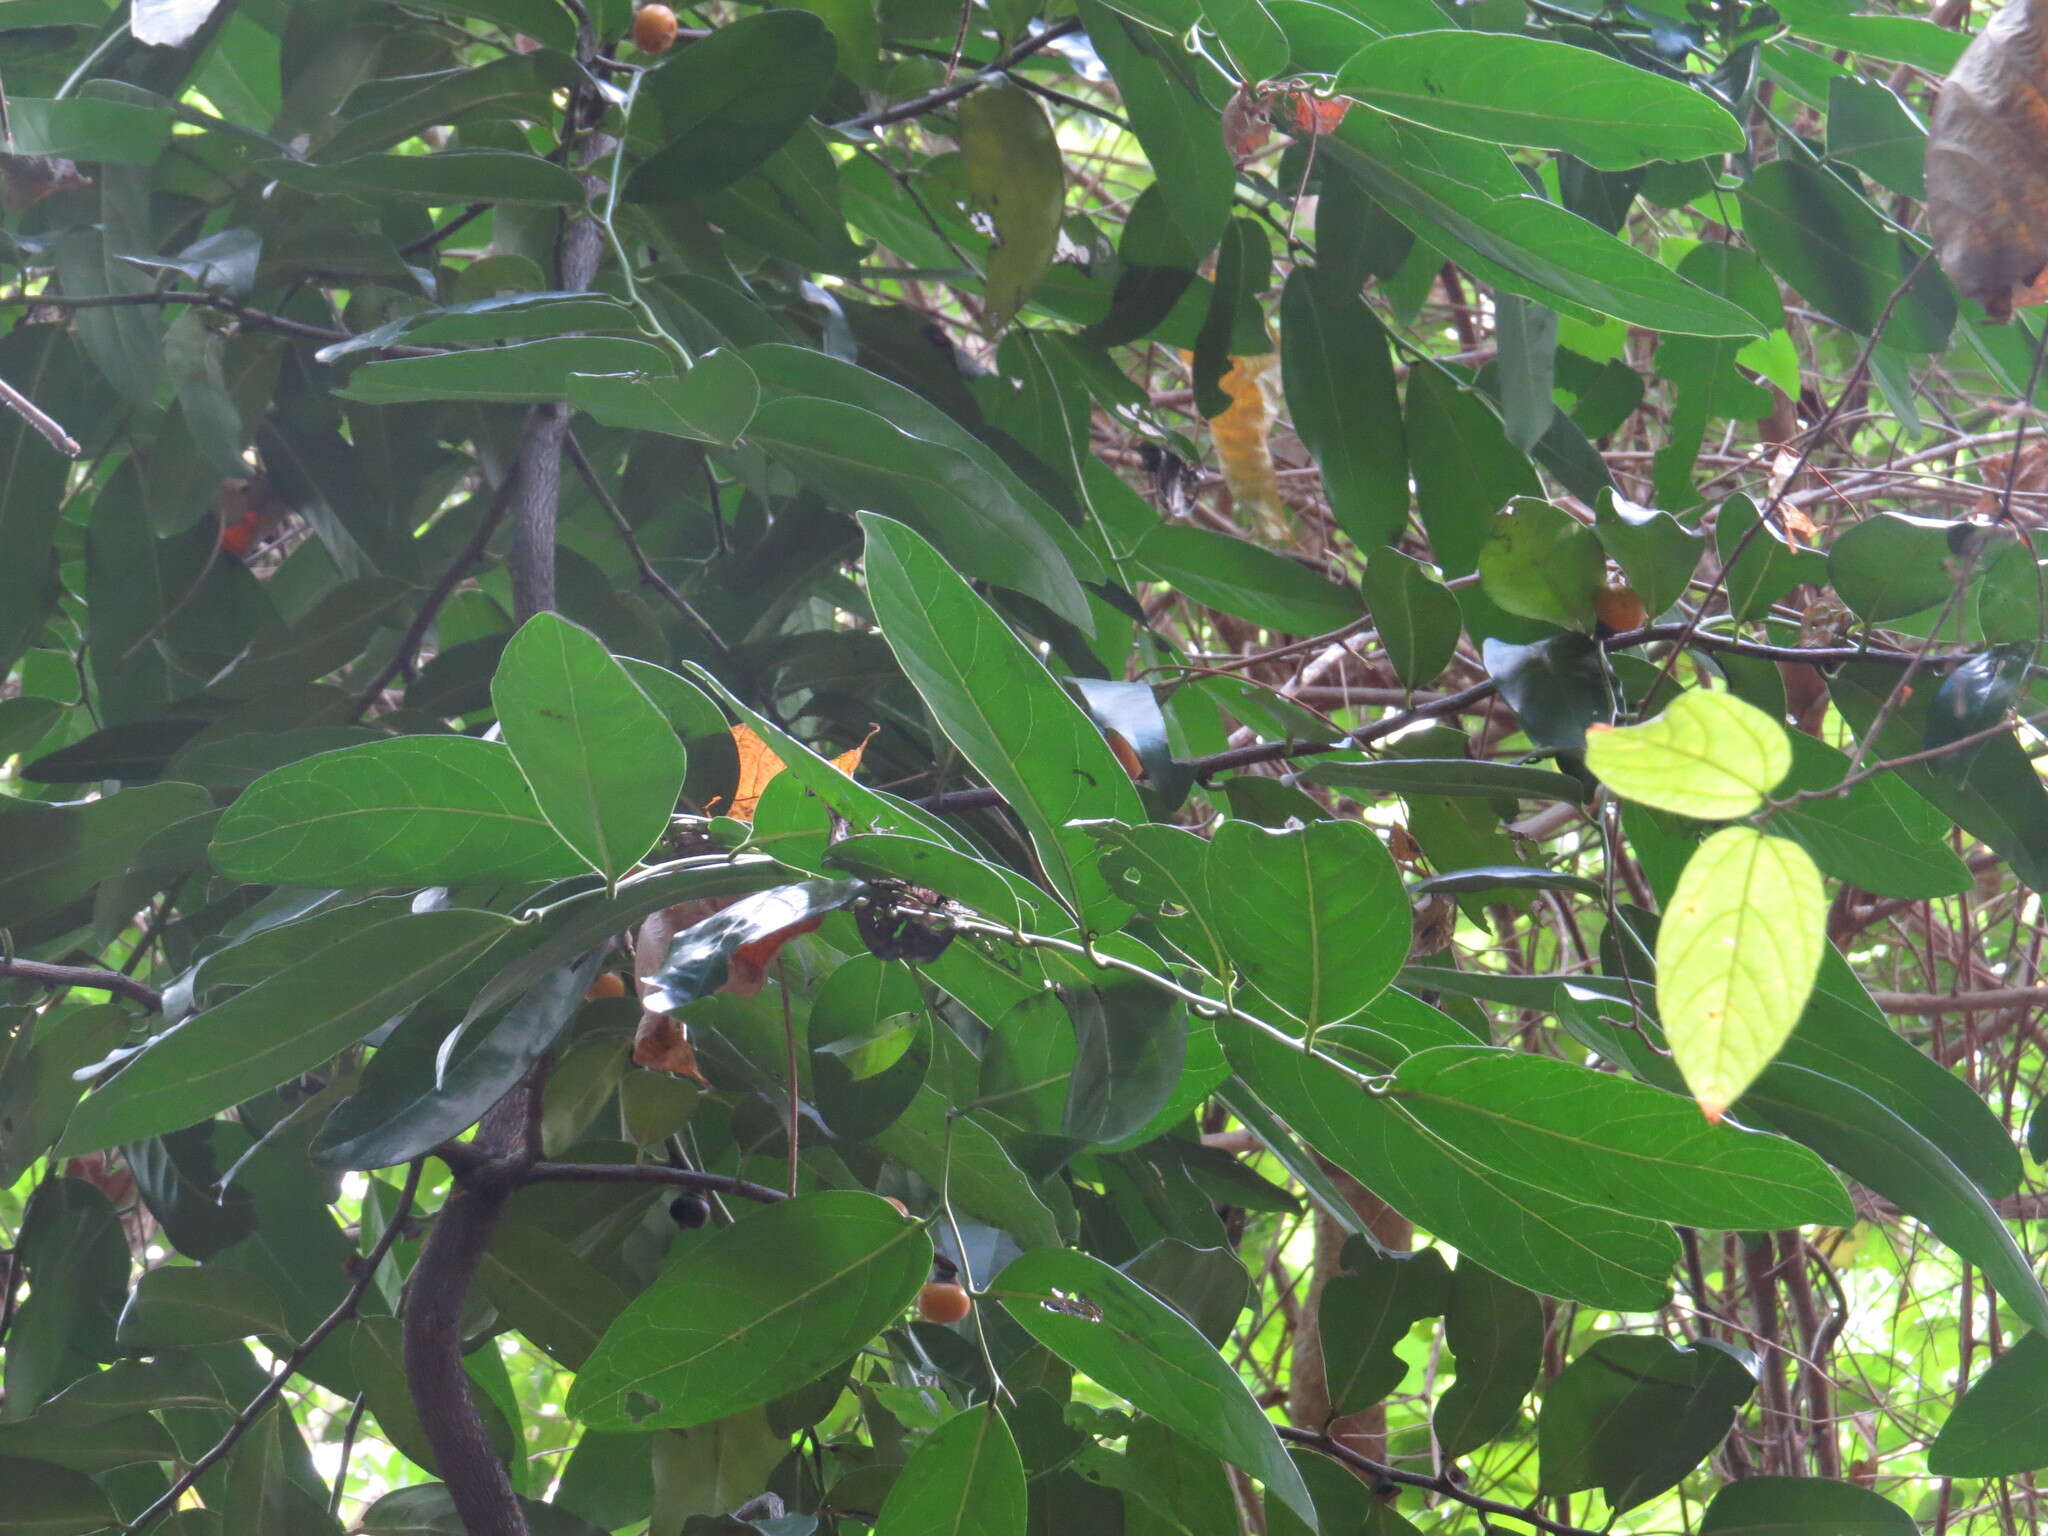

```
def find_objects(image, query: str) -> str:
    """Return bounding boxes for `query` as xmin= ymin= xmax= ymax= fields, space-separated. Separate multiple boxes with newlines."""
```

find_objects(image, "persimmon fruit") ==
xmin=632 ymin=3 xmax=678 ymax=53
xmin=917 ymin=1281 xmax=972 ymax=1324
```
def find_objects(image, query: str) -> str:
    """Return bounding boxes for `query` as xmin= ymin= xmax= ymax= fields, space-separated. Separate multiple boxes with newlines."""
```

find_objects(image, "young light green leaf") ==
xmin=1658 ymin=827 xmax=1826 ymax=1121
xmin=1586 ymin=689 xmax=1791 ymax=820
xmin=1476 ymin=498 xmax=1605 ymax=631
xmin=491 ymin=613 xmax=685 ymax=887
xmin=874 ymin=1405 xmax=1027 ymax=1536
xmin=994 ymin=1248 xmax=1318 ymax=1527
xmin=568 ymin=1192 xmax=930 ymax=1430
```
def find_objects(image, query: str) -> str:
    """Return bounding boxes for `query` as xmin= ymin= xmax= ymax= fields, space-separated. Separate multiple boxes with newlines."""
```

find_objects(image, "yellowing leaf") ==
xmin=1657 ymin=826 xmax=1825 ymax=1121
xmin=1207 ymin=352 xmax=1287 ymax=542
xmin=1586 ymin=689 xmax=1790 ymax=820
xmin=724 ymin=722 xmax=872 ymax=820
xmin=958 ymin=81 xmax=1066 ymax=327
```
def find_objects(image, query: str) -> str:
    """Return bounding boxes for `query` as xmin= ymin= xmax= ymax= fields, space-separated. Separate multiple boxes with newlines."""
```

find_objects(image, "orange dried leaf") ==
xmin=1285 ymin=93 xmax=1350 ymax=136
xmin=1206 ymin=353 xmax=1288 ymax=543
xmin=632 ymin=1012 xmax=712 ymax=1086
xmin=725 ymin=915 xmax=828 ymax=996
xmin=722 ymin=722 xmax=874 ymax=820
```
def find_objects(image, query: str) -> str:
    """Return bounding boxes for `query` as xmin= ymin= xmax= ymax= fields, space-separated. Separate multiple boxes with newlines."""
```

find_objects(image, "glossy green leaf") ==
xmin=1227 ymin=1027 xmax=1678 ymax=1309
xmin=1391 ymin=1046 xmax=1852 ymax=1227
xmin=1476 ymin=498 xmax=1605 ymax=630
xmin=211 ymin=737 xmax=583 ymax=887
xmin=1135 ymin=524 xmax=1365 ymax=635
xmin=994 ymin=1247 xmax=1317 ymax=1526
xmin=1592 ymin=492 xmax=1705 ymax=615
xmin=492 ymin=613 xmax=685 ymax=886
xmin=1586 ymin=688 xmax=1790 ymax=820
xmin=1538 ymin=1335 xmax=1756 ymax=1512
xmin=1064 ymin=980 xmax=1187 ymax=1145
xmin=1205 ymin=818 xmax=1408 ymax=1031
xmin=568 ymin=1191 xmax=930 ymax=1430
xmin=874 ymin=1087 xmax=1062 ymax=1250
xmin=1281 ymin=265 xmax=1408 ymax=546
xmin=875 ymin=1406 xmax=1027 ymax=1536
xmin=1658 ymin=827 xmax=1826 ymax=1120
xmin=629 ymin=11 xmax=838 ymax=200
xmin=1482 ymin=632 xmax=1613 ymax=752
xmin=863 ymin=514 xmax=1142 ymax=925
xmin=1739 ymin=159 xmax=1954 ymax=353
xmin=116 ymin=1266 xmax=291 ymax=1350
xmin=1360 ymin=550 xmax=1460 ymax=688
xmin=1772 ymin=732 xmax=1972 ymax=898
xmin=1081 ymin=820 xmax=1228 ymax=977
xmin=56 ymin=909 xmax=513 ymax=1156
xmin=1336 ymin=31 xmax=1743 ymax=170
xmin=1436 ymin=1260 xmax=1543 ymax=1457
xmin=1405 ymin=363 xmax=1542 ymax=577
xmin=266 ymin=149 xmax=585 ymax=205
xmin=1928 ymin=1332 xmax=2048 ymax=1476
xmin=339 ymin=338 xmax=676 ymax=406
xmin=1830 ymin=512 xmax=1963 ymax=621
xmin=478 ymin=1221 xmax=630 ymax=1371
xmin=1700 ymin=1475 xmax=1916 ymax=1536
xmin=314 ymin=952 xmax=600 ymax=1172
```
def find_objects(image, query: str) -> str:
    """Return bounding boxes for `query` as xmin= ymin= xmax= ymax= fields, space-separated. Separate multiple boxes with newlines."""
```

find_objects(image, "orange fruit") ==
xmin=1593 ymin=583 xmax=1648 ymax=634
xmin=632 ymin=3 xmax=678 ymax=53
xmin=917 ymin=1281 xmax=972 ymax=1325
xmin=585 ymin=971 xmax=628 ymax=1001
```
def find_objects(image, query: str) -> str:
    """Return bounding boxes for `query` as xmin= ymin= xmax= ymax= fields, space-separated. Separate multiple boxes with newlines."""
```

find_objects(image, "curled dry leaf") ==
xmin=631 ymin=897 xmax=728 ymax=1085
xmin=0 ymin=154 xmax=92 ymax=212
xmin=1928 ymin=0 xmax=2048 ymax=320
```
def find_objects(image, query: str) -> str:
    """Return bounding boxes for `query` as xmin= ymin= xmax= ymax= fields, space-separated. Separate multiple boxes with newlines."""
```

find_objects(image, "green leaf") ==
xmin=0 ymin=782 xmax=212 ymax=929
xmin=1658 ymin=827 xmax=1826 ymax=1120
xmin=1336 ymin=31 xmax=1743 ymax=170
xmin=211 ymin=736 xmax=584 ymax=887
xmin=960 ymin=83 xmax=1066 ymax=326
xmin=1739 ymin=159 xmax=1954 ymax=353
xmin=1538 ymin=1335 xmax=1756 ymax=1513
xmin=1436 ymin=1260 xmax=1543 ymax=1458
xmin=339 ymin=338 xmax=676 ymax=406
xmin=1080 ymin=820 xmax=1228 ymax=977
xmin=644 ymin=879 xmax=867 ymax=1009
xmin=874 ymin=1086 xmax=1063 ymax=1250
xmin=1359 ymin=550 xmax=1460 ymax=688
xmin=1586 ymin=689 xmax=1791 ymax=819
xmin=1592 ymin=492 xmax=1704 ymax=616
xmin=1477 ymin=498 xmax=1605 ymax=630
xmin=56 ymin=909 xmax=513 ymax=1155
xmin=1406 ymin=363 xmax=1541 ymax=576
xmin=1716 ymin=493 xmax=1829 ymax=623
xmin=1205 ymin=819 xmax=1409 ymax=1031
xmin=993 ymin=1248 xmax=1317 ymax=1527
xmin=1302 ymin=757 xmax=1586 ymax=804
xmin=1482 ymin=632 xmax=1613 ymax=752
xmin=265 ymin=149 xmax=586 ymax=205
xmin=1390 ymin=1046 xmax=1852 ymax=1227
xmin=1227 ymin=1028 xmax=1678 ymax=1309
xmin=1928 ymin=1332 xmax=2048 ymax=1476
xmin=567 ymin=349 xmax=758 ymax=447
xmin=477 ymin=1221 xmax=630 ymax=1371
xmin=0 ymin=1456 xmax=118 ymax=1536
xmin=313 ymin=952 xmax=600 ymax=1172
xmin=357 ymin=1484 xmax=602 ymax=1536
xmin=0 ymin=1010 xmax=133 ymax=1188
xmin=1280 ymin=265 xmax=1409 ymax=546
xmin=568 ymin=1191 xmax=930 ymax=1430
xmin=862 ymin=514 xmax=1143 ymax=925
xmin=116 ymin=1266 xmax=292 ymax=1350
xmin=314 ymin=292 xmax=637 ymax=362
xmin=1063 ymin=981 xmax=1187 ymax=1145
xmin=1321 ymin=1241 xmax=1450 ymax=1415
xmin=1700 ymin=1475 xmax=1917 ymax=1536
xmin=875 ymin=1406 xmax=1027 ymax=1536
xmin=1134 ymin=525 xmax=1365 ymax=635
xmin=1829 ymin=512 xmax=1963 ymax=621
xmin=491 ymin=613 xmax=685 ymax=887
xmin=1772 ymin=732 xmax=1972 ymax=899
xmin=629 ymin=11 xmax=838 ymax=201
xmin=4 ymin=98 xmax=171 ymax=162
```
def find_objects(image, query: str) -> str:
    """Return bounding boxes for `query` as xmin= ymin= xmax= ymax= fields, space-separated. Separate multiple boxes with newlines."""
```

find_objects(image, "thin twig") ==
xmin=0 ymin=371 xmax=80 ymax=456
xmin=563 ymin=430 xmax=731 ymax=656
xmin=846 ymin=17 xmax=1083 ymax=130
xmin=0 ymin=958 xmax=162 ymax=1013
xmin=1277 ymin=1426 xmax=1606 ymax=1536
xmin=130 ymin=1161 xmax=425 ymax=1533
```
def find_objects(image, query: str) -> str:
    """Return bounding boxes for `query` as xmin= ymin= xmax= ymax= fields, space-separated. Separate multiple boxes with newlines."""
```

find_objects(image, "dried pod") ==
xmin=854 ymin=881 xmax=957 ymax=964
xmin=1928 ymin=0 xmax=2048 ymax=320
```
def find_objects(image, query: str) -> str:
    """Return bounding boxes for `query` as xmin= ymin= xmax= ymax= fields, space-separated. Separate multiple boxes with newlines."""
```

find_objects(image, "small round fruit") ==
xmin=585 ymin=971 xmax=628 ymax=1001
xmin=632 ymin=3 xmax=678 ymax=53
xmin=1593 ymin=583 xmax=1648 ymax=634
xmin=918 ymin=1281 xmax=972 ymax=1325
xmin=668 ymin=1193 xmax=710 ymax=1228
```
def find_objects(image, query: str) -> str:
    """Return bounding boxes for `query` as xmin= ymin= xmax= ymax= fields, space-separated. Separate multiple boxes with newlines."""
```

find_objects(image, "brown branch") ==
xmin=1277 ymin=1426 xmax=1606 ymax=1536
xmin=0 ymin=958 xmax=162 ymax=1013
xmin=522 ymin=1162 xmax=786 ymax=1204
xmin=847 ymin=17 xmax=1083 ymax=129
xmin=563 ymin=429 xmax=731 ymax=657
xmin=1869 ymin=987 xmax=2048 ymax=1015
xmin=131 ymin=1160 xmax=425 ymax=1532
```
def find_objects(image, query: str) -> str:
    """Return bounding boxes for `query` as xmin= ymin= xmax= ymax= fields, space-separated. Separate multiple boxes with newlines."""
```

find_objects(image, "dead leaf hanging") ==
xmin=1927 ymin=0 xmax=2048 ymax=321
